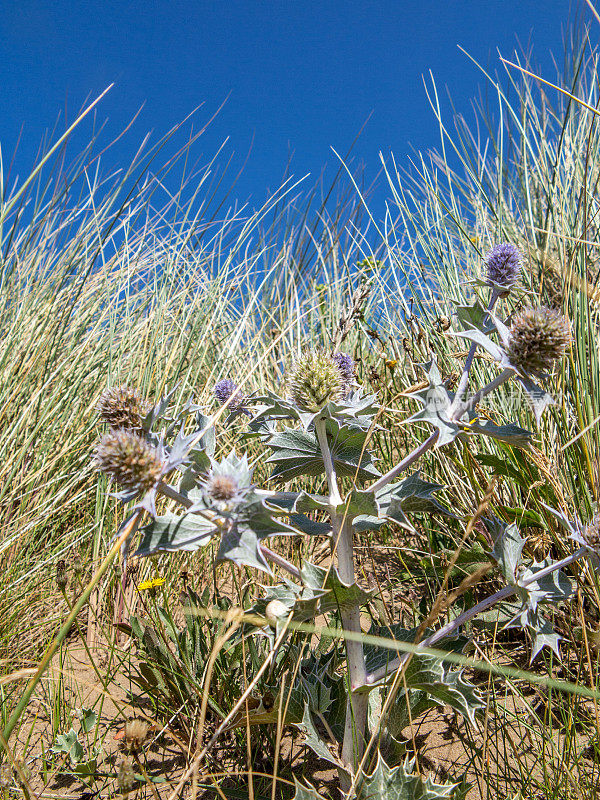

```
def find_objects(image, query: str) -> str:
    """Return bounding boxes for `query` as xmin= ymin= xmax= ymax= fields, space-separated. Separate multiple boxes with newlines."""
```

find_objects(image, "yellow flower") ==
xmin=138 ymin=577 xmax=165 ymax=591
xmin=385 ymin=359 xmax=397 ymax=369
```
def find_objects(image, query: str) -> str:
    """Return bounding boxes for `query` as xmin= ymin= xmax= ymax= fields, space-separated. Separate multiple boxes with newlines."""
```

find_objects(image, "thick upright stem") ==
xmin=335 ymin=514 xmax=369 ymax=774
xmin=315 ymin=418 xmax=368 ymax=779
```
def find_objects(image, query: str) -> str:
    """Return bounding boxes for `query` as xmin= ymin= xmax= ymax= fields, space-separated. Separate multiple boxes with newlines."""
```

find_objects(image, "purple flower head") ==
xmin=332 ymin=351 xmax=355 ymax=383
xmin=213 ymin=378 xmax=244 ymax=410
xmin=483 ymin=243 xmax=523 ymax=289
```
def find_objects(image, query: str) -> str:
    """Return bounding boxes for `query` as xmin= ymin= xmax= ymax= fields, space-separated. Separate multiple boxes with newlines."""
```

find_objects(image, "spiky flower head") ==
xmin=204 ymin=473 xmax=240 ymax=502
xmin=483 ymin=243 xmax=523 ymax=290
xmin=332 ymin=351 xmax=355 ymax=383
xmin=287 ymin=350 xmax=348 ymax=412
xmin=584 ymin=513 xmax=600 ymax=554
xmin=96 ymin=386 xmax=149 ymax=432
xmin=506 ymin=306 xmax=570 ymax=377
xmin=213 ymin=378 xmax=245 ymax=410
xmin=93 ymin=430 xmax=164 ymax=496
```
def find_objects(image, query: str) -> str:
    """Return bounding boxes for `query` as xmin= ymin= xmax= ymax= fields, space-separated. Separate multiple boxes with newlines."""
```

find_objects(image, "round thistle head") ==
xmin=287 ymin=350 xmax=348 ymax=412
xmin=92 ymin=430 xmax=164 ymax=495
xmin=96 ymin=386 xmax=149 ymax=432
xmin=213 ymin=378 xmax=244 ymax=410
xmin=506 ymin=306 xmax=570 ymax=377
xmin=332 ymin=351 xmax=355 ymax=383
xmin=483 ymin=243 xmax=523 ymax=290
xmin=584 ymin=513 xmax=600 ymax=553
xmin=204 ymin=473 xmax=240 ymax=502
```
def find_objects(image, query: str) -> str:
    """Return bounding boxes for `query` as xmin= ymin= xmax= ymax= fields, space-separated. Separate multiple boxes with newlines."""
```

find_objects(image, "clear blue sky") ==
xmin=0 ymin=1 xmax=586 ymax=212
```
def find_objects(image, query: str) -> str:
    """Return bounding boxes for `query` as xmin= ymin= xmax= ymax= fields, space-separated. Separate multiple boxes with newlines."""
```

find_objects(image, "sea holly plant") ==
xmin=91 ymin=243 xmax=592 ymax=796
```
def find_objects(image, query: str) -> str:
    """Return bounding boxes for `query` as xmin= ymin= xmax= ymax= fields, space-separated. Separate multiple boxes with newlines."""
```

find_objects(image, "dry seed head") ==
xmin=287 ymin=350 xmax=347 ymax=411
xmin=205 ymin=473 xmax=239 ymax=501
xmin=93 ymin=430 xmax=164 ymax=495
xmin=506 ymin=306 xmax=570 ymax=377
xmin=96 ymin=386 xmax=149 ymax=432
xmin=117 ymin=759 xmax=136 ymax=795
xmin=124 ymin=719 xmax=150 ymax=753
xmin=585 ymin=513 xmax=600 ymax=552
xmin=55 ymin=560 xmax=68 ymax=590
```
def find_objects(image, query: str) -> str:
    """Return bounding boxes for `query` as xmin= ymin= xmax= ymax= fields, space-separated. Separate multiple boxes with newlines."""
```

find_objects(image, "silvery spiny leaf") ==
xmin=250 ymin=391 xmax=316 ymax=429
xmin=292 ymin=779 xmax=327 ymax=800
xmin=354 ymin=754 xmax=458 ymax=800
xmin=355 ymin=472 xmax=452 ymax=533
xmin=404 ymin=357 xmax=463 ymax=446
xmin=465 ymin=417 xmax=533 ymax=447
xmin=490 ymin=519 xmax=526 ymax=584
xmin=134 ymin=512 xmax=217 ymax=558
xmin=266 ymin=421 xmax=380 ymax=483
xmin=488 ymin=517 xmax=572 ymax=659
xmin=361 ymin=623 xmax=483 ymax=724
xmin=251 ymin=387 xmax=378 ymax=431
xmin=541 ymin=502 xmax=600 ymax=564
xmin=294 ymin=491 xmax=332 ymax=514
xmin=142 ymin=385 xmax=180 ymax=433
xmin=292 ymin=704 xmax=341 ymax=768
xmin=300 ymin=561 xmax=374 ymax=614
xmin=193 ymin=411 xmax=216 ymax=456
xmin=215 ymin=491 xmax=302 ymax=574
xmin=51 ymin=728 xmax=85 ymax=766
xmin=295 ymin=488 xmax=378 ymax=524
xmin=452 ymin=298 xmax=494 ymax=333
xmin=530 ymin=615 xmax=563 ymax=661
xmin=518 ymin=375 xmax=555 ymax=424
xmin=262 ymin=491 xmax=332 ymax=537
xmin=173 ymin=414 xmax=216 ymax=494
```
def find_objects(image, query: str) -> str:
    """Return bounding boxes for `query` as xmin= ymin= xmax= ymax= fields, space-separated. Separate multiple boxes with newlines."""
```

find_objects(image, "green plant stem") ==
xmin=1 ymin=511 xmax=141 ymax=745
xmin=315 ymin=418 xmax=367 ymax=780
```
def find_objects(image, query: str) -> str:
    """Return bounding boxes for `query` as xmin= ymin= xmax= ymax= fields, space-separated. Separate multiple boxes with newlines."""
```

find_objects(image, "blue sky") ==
xmin=1 ymin=1 xmax=585 ymax=213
